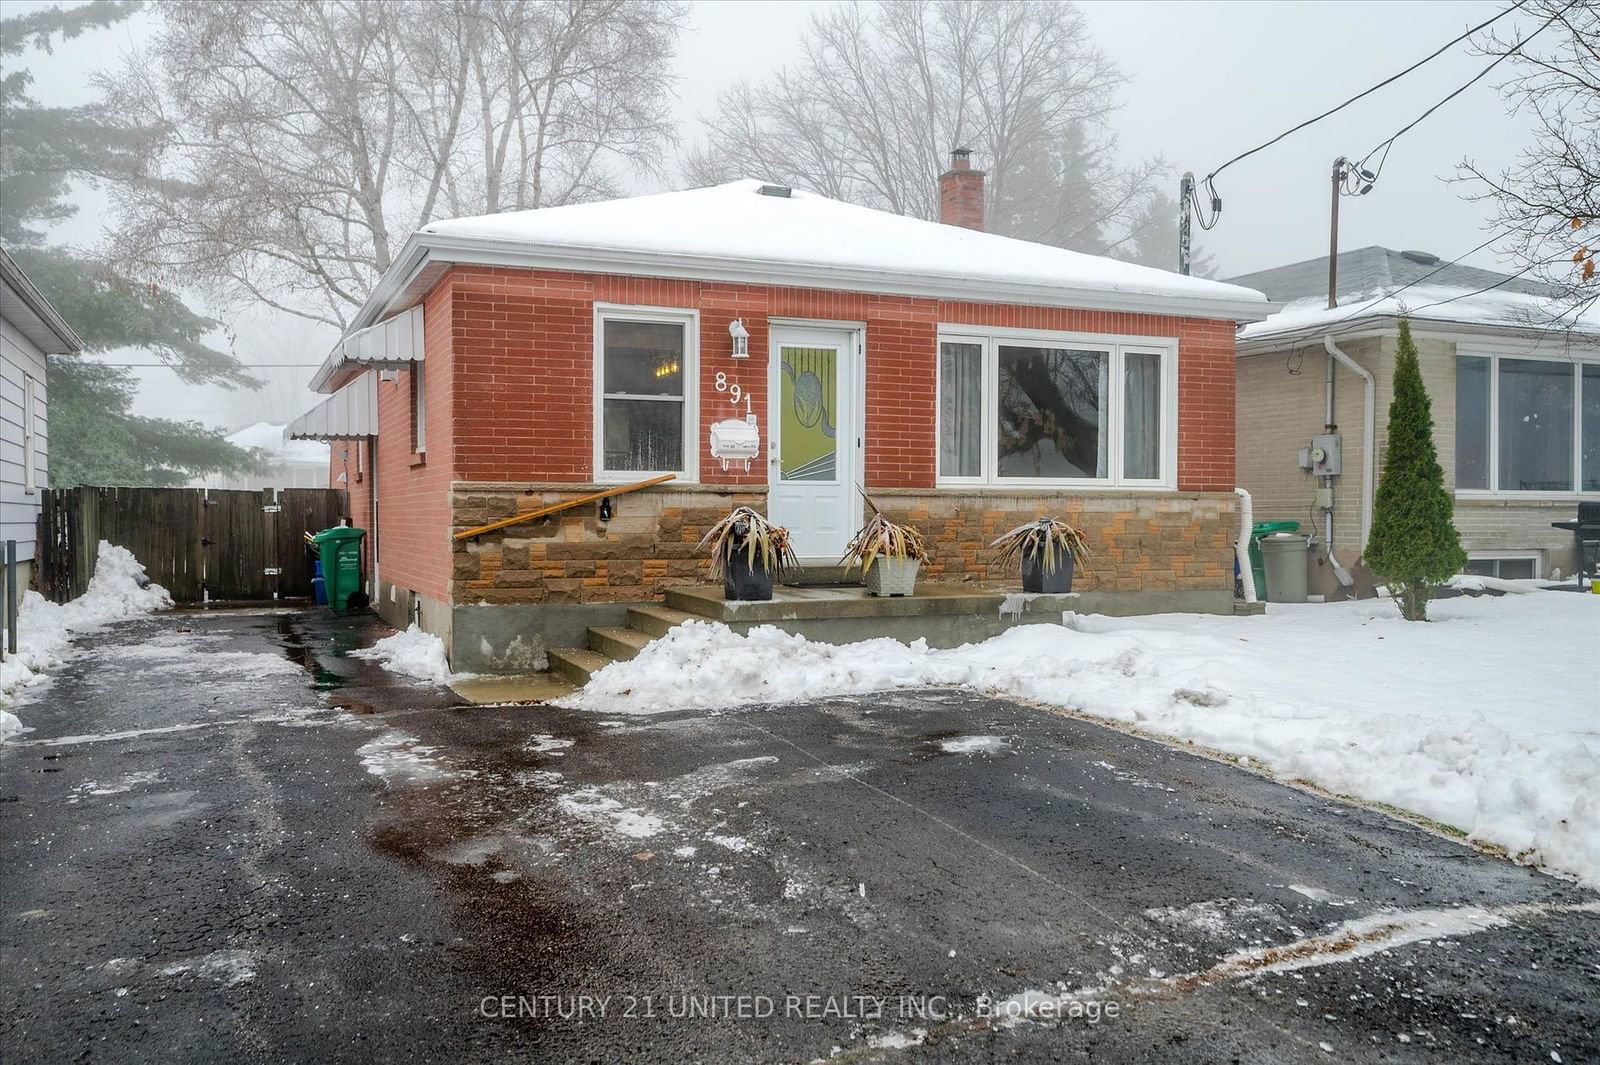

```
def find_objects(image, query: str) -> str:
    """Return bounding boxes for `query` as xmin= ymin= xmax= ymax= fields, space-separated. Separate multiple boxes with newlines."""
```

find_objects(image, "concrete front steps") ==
xmin=547 ymin=604 xmax=699 ymax=685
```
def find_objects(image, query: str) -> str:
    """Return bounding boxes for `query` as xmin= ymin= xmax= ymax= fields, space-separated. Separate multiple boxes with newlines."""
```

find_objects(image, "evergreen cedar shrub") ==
xmin=1364 ymin=319 xmax=1466 ymax=620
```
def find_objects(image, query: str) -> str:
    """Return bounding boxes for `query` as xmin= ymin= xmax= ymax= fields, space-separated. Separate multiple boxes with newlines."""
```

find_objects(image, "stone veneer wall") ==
xmin=870 ymin=489 xmax=1238 ymax=593
xmin=450 ymin=483 xmax=1238 ymax=605
xmin=452 ymin=483 xmax=764 ymax=605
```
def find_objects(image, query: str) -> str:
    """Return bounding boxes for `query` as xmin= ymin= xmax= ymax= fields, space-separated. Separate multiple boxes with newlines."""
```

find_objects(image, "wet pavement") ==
xmin=0 ymin=608 xmax=1595 ymax=1064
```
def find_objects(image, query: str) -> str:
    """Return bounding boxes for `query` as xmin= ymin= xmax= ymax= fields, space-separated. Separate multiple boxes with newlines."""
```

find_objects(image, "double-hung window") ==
xmin=937 ymin=328 xmax=1176 ymax=487
xmin=594 ymin=306 xmax=698 ymax=480
xmin=1455 ymin=349 xmax=1600 ymax=494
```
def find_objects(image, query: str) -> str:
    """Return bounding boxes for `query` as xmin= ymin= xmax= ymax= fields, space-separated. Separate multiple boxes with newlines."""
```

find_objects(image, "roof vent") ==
xmin=1400 ymin=249 xmax=1440 ymax=265
xmin=757 ymin=184 xmax=792 ymax=198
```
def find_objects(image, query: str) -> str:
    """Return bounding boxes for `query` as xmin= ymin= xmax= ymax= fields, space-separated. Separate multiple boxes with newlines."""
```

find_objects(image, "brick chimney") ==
xmin=939 ymin=147 xmax=985 ymax=231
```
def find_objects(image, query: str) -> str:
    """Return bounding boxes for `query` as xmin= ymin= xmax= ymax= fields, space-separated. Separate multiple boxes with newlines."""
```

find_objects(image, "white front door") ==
xmin=768 ymin=325 xmax=860 ymax=561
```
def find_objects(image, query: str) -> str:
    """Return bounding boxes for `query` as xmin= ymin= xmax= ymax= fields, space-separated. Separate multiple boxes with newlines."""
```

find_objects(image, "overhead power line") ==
xmin=1185 ymin=0 xmax=1530 ymax=232
xmin=1351 ymin=0 xmax=1573 ymax=186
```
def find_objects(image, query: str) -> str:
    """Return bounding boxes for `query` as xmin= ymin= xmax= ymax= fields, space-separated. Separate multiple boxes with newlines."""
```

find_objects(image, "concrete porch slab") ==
xmin=667 ymin=581 xmax=1076 ymax=623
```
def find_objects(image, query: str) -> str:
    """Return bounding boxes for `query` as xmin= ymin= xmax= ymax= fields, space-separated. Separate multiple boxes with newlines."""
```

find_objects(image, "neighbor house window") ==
xmin=1455 ymin=352 xmax=1599 ymax=494
xmin=22 ymin=374 xmax=38 ymax=491
xmin=936 ymin=329 xmax=1174 ymax=487
xmin=1463 ymin=555 xmax=1539 ymax=580
xmin=595 ymin=306 xmax=697 ymax=479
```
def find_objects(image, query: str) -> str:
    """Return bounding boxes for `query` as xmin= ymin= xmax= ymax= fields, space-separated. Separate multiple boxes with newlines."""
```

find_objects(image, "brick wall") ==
xmin=326 ymin=436 xmax=374 ymax=572
xmin=449 ymin=483 xmax=1237 ymax=604
xmin=434 ymin=265 xmax=1238 ymax=493
xmin=357 ymin=264 xmax=1246 ymax=608
xmin=371 ymin=280 xmax=456 ymax=604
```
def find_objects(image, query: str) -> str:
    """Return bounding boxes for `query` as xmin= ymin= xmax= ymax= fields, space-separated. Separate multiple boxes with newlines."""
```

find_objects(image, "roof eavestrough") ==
xmin=288 ymin=370 xmax=378 ymax=440
xmin=0 ymin=246 xmax=85 ymax=354
xmin=309 ymin=303 xmax=424 ymax=393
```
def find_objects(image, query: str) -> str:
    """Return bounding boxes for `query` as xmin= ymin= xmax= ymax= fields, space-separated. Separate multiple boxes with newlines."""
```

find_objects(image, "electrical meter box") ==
xmin=709 ymin=417 xmax=760 ymax=471
xmin=1308 ymin=433 xmax=1342 ymax=476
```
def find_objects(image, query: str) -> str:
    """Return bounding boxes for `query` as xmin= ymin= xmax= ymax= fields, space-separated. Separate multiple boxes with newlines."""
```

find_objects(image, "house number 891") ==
xmin=714 ymin=371 xmax=753 ymax=414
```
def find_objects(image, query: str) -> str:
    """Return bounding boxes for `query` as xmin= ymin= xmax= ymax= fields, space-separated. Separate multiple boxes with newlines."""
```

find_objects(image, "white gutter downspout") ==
xmin=1234 ymin=487 xmax=1258 ymax=603
xmin=1323 ymin=335 xmax=1375 ymax=584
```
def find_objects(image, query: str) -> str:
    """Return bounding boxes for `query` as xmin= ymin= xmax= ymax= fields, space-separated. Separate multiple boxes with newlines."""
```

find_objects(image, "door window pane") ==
xmin=779 ymin=346 xmax=837 ymax=481
xmin=1123 ymin=351 xmax=1161 ymax=480
xmin=1498 ymin=358 xmax=1572 ymax=491
xmin=997 ymin=345 xmax=1108 ymax=479
xmin=1455 ymin=356 xmax=1490 ymax=490
xmin=1583 ymin=364 xmax=1600 ymax=492
xmin=939 ymin=341 xmax=982 ymax=478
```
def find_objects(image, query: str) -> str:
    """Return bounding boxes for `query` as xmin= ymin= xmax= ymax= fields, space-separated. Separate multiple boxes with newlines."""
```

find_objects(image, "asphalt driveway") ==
xmin=1 ymin=608 xmax=1595 ymax=1063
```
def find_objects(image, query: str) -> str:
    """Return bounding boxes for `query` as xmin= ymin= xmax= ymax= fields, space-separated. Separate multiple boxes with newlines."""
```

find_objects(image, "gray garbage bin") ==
xmin=1259 ymin=533 xmax=1310 ymax=603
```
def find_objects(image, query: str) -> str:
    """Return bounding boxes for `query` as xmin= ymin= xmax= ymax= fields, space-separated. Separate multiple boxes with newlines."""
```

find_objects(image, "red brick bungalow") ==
xmin=291 ymin=155 xmax=1270 ymax=671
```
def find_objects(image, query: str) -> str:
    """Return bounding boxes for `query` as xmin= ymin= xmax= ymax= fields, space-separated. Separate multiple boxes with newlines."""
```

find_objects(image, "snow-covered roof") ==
xmin=312 ymin=180 xmax=1270 ymax=392
xmin=1233 ymin=246 xmax=1598 ymax=346
xmin=227 ymin=421 xmax=331 ymax=465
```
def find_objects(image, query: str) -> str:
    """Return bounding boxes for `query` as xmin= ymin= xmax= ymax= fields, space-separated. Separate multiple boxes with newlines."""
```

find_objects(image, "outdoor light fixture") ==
xmin=729 ymin=317 xmax=750 ymax=358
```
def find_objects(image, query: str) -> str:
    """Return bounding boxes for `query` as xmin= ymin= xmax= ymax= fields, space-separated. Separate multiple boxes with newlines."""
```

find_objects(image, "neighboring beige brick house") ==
xmin=1231 ymin=247 xmax=1599 ymax=599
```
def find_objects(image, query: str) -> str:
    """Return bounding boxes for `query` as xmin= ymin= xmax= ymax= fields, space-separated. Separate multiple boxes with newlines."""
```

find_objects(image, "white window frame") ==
xmin=22 ymin=373 xmax=38 ymax=492
xmin=934 ymin=325 xmax=1179 ymax=489
xmin=1454 ymin=345 xmax=1600 ymax=499
xmin=593 ymin=303 xmax=699 ymax=483
xmin=412 ymin=363 xmax=427 ymax=454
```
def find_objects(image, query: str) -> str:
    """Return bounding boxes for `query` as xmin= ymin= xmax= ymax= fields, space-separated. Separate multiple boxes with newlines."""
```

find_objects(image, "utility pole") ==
xmin=1328 ymin=156 xmax=1345 ymax=309
xmin=1178 ymin=172 xmax=1195 ymax=276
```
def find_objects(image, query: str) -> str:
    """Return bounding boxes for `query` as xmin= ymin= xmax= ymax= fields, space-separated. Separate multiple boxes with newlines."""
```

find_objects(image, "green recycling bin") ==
xmin=311 ymin=526 xmax=367 ymax=613
xmin=1248 ymin=521 xmax=1299 ymax=601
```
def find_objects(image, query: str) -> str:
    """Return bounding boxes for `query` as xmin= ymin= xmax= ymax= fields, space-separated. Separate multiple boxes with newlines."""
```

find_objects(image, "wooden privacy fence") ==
xmin=38 ymin=486 xmax=347 ymax=604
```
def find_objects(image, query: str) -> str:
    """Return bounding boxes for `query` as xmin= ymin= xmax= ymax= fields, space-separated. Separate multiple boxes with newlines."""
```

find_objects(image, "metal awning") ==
xmin=288 ymin=371 xmax=377 ymax=440
xmin=309 ymin=303 xmax=424 ymax=393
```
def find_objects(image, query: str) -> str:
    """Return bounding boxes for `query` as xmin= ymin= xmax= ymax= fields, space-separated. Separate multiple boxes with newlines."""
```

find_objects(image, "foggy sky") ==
xmin=11 ymin=0 xmax=1538 ymax=431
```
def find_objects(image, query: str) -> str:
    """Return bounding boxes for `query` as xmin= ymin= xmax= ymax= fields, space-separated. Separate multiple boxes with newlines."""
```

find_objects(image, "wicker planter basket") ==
xmin=865 ymin=557 xmax=920 ymax=597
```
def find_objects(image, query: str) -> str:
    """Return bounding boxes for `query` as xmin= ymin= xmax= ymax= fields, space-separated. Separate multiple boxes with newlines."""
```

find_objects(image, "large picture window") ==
xmin=594 ymin=307 xmax=697 ymax=479
xmin=1455 ymin=352 xmax=1599 ymax=495
xmin=936 ymin=329 xmax=1174 ymax=487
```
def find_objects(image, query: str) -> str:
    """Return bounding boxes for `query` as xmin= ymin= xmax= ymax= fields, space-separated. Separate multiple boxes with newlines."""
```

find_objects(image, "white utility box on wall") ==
xmin=709 ymin=417 xmax=760 ymax=472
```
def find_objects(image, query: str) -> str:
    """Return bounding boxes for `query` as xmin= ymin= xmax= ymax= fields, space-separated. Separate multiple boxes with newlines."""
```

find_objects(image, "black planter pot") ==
xmin=723 ymin=550 xmax=774 ymax=601
xmin=1021 ymin=549 xmax=1074 ymax=594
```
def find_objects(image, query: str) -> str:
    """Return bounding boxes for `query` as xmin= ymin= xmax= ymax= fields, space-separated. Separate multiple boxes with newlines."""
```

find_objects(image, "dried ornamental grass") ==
xmin=988 ymin=517 xmax=1090 ymax=576
xmin=840 ymin=512 xmax=930 ymax=575
xmin=697 ymin=506 xmax=797 ymax=580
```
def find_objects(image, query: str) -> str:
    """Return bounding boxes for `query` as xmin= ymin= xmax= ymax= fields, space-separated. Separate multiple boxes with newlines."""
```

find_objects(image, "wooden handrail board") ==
xmin=453 ymin=474 xmax=677 ymax=541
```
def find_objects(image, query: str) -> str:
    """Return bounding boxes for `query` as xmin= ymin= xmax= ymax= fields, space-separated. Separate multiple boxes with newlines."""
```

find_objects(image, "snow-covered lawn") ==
xmin=0 ymin=543 xmax=171 ymax=739
xmin=560 ymin=589 xmax=1600 ymax=886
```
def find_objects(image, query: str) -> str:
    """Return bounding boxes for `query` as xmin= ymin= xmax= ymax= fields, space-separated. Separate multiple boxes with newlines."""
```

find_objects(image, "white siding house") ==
xmin=1 ymin=248 xmax=84 ymax=586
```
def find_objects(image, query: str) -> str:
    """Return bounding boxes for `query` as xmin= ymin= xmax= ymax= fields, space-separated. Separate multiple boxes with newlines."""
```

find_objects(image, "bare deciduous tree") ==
xmin=683 ymin=0 xmax=1163 ymax=259
xmin=1459 ymin=0 xmax=1599 ymax=328
xmin=102 ymin=0 xmax=685 ymax=329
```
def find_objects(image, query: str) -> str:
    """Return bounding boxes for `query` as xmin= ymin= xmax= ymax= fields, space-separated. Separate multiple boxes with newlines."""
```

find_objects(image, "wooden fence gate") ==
xmin=37 ymin=486 xmax=347 ymax=605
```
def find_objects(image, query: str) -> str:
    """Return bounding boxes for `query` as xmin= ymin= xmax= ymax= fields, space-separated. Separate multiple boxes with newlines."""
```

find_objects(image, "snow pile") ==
xmin=562 ymin=593 xmax=1600 ymax=885
xmin=350 ymin=624 xmax=459 ymax=685
xmin=1 ymin=542 xmax=171 ymax=737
